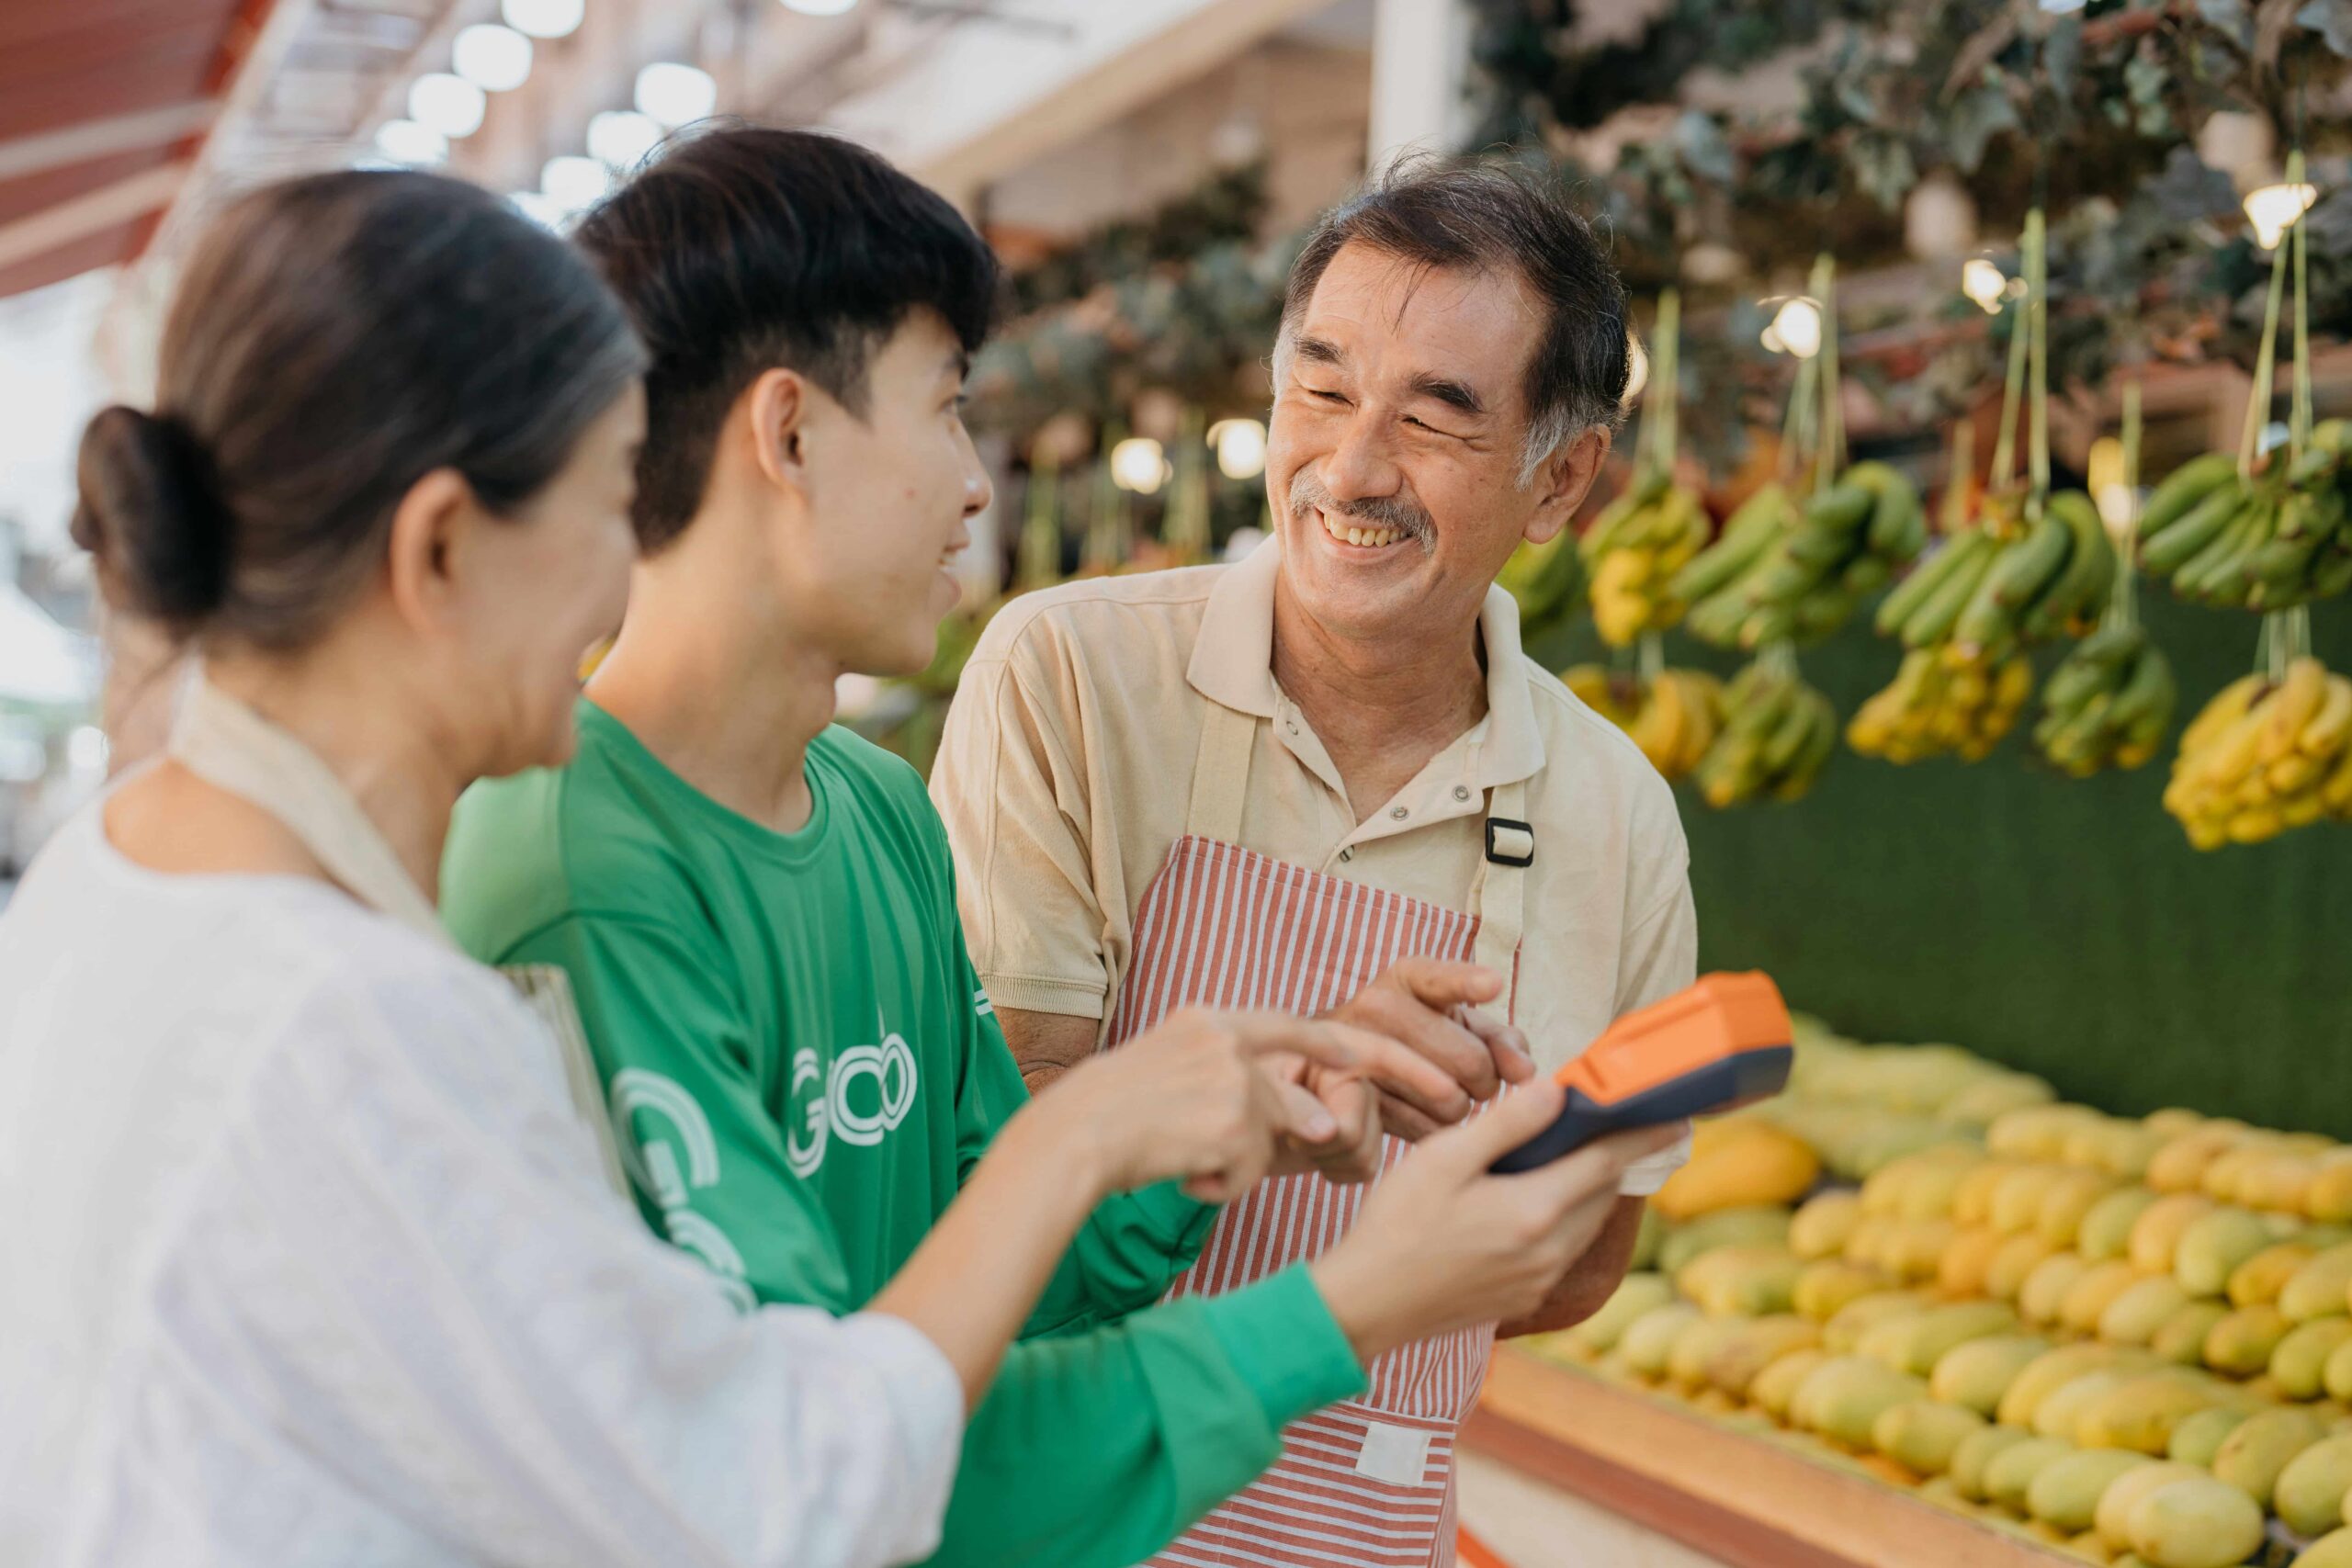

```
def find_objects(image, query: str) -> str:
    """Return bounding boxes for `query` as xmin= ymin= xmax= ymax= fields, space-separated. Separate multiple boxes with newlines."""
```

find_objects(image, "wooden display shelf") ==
xmin=1464 ymin=1348 xmax=2072 ymax=1568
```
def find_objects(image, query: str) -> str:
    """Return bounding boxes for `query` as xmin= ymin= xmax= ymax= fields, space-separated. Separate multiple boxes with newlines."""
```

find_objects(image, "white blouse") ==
xmin=0 ymin=806 xmax=963 ymax=1567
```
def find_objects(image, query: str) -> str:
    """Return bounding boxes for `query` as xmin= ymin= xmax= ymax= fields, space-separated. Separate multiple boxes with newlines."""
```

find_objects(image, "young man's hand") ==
xmin=1320 ymin=958 xmax=1538 ymax=1140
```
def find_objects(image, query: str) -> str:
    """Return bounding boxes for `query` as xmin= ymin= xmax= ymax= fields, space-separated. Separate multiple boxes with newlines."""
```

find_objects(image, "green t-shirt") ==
xmin=442 ymin=701 xmax=1363 ymax=1568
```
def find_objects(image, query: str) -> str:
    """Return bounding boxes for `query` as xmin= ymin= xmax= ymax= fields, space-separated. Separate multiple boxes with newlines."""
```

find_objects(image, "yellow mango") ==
xmin=1749 ymin=1347 xmax=1829 ymax=1420
xmin=1788 ymin=1190 xmax=1863 ymax=1260
xmin=1666 ymin=1315 xmax=1740 ymax=1390
xmin=2274 ymin=1433 xmax=2352 ymax=1536
xmin=1630 ymin=1204 xmax=1664 ymax=1271
xmin=2165 ymin=1405 xmax=2250 ymax=1467
xmin=2200 ymin=1141 xmax=2283 ymax=1204
xmin=1823 ymin=1289 xmax=1928 ymax=1354
xmin=1984 ymin=1435 xmax=2075 ymax=1513
xmin=2172 ymin=1207 xmax=2275 ymax=1298
xmin=2325 ymin=1337 xmax=2352 ymax=1403
xmin=1942 ymin=1074 xmax=2057 ymax=1129
xmin=2042 ymin=1169 xmax=2127 ymax=1248
xmin=1682 ymin=1245 xmax=1804 ymax=1319
xmin=2100 ymin=1277 xmax=2194 ymax=1347
xmin=2077 ymin=1375 xmax=2223 ymax=1454
xmin=2211 ymin=1405 xmax=2329 ymax=1506
xmin=2228 ymin=1240 xmax=2316 ymax=1308
xmin=2203 ymin=1304 xmax=2292 ymax=1375
xmin=2146 ymin=1129 xmax=2245 ymax=1195
xmin=1790 ymin=1355 xmax=1928 ymax=1448
xmin=1933 ymin=1334 xmax=2056 ymax=1416
xmin=1872 ymin=1397 xmax=1986 ymax=1475
xmin=2067 ymin=1527 xmax=2116 ymax=1563
xmin=1653 ymin=1122 xmax=1819 ymax=1220
xmin=2036 ymin=1371 xmax=2134 ymax=1440
xmin=1939 ymin=1226 xmax=2007 ymax=1298
xmin=2143 ymin=1110 xmax=2206 ymax=1140
xmin=2306 ymin=1161 xmax=2352 ymax=1224
xmin=1657 ymin=1204 xmax=1792 ymax=1275
xmin=1883 ymin=1301 xmax=2020 ymax=1378
xmin=1840 ymin=1213 xmax=1895 ymax=1271
xmin=2090 ymin=1124 xmax=2167 ymax=1182
xmin=2130 ymin=1194 xmax=2218 ymax=1274
xmin=1915 ymin=1473 xmax=1972 ymax=1514
xmin=1881 ymin=1216 xmax=1960 ymax=1284
xmin=2281 ymin=1243 xmax=2352 ymax=1323
xmin=2021 ymin=1252 xmax=2096 ymax=1326
xmin=1978 ymin=1236 xmax=2057 ymax=1305
xmin=1994 ymin=1164 xmax=2069 ymax=1235
xmin=1954 ymin=1160 xmax=2019 ymax=1227
xmin=2124 ymin=1474 xmax=2266 ymax=1568
xmin=1703 ymin=1314 xmax=1823 ymax=1398
xmin=2095 ymin=1461 xmax=2204 ymax=1550
xmin=1569 ymin=1272 xmax=1675 ymax=1354
xmin=2062 ymin=1261 xmax=2152 ymax=1337
xmin=2150 ymin=1301 xmax=2233 ymax=1367
xmin=2003 ymin=1344 xmax=2137 ymax=1428
xmin=1793 ymin=1260 xmax=1888 ymax=1323
xmin=1618 ymin=1302 xmax=1703 ymax=1380
xmin=2290 ymin=1529 xmax=2352 ymax=1568
xmin=1952 ymin=1423 xmax=2037 ymax=1502
xmin=2079 ymin=1188 xmax=2163 ymax=1263
xmin=2240 ymin=1152 xmax=2322 ymax=1213
xmin=1990 ymin=1106 xmax=2095 ymax=1162
xmin=2272 ymin=1317 xmax=2352 ymax=1399
xmin=2029 ymin=1449 xmax=2153 ymax=1532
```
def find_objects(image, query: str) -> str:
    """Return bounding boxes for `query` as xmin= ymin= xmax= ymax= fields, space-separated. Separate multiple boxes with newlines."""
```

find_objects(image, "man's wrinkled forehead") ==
xmin=1286 ymin=243 xmax=1541 ymax=412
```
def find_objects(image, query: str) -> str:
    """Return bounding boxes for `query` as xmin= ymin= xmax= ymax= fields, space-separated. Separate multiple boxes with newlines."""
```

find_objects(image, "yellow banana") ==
xmin=2182 ymin=674 xmax=2267 ymax=754
xmin=2260 ymin=658 xmax=2327 ymax=763
xmin=2298 ymin=675 xmax=2352 ymax=760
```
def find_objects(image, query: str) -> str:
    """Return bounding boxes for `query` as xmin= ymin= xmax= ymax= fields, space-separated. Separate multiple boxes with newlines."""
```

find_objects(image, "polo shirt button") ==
xmin=1453 ymin=785 xmax=1471 ymax=801
xmin=1390 ymin=806 xmax=1408 ymax=820
xmin=1339 ymin=849 xmax=1353 ymax=863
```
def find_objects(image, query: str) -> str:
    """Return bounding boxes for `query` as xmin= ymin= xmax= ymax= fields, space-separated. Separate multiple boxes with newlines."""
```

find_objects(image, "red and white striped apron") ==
xmin=1106 ymin=701 xmax=1530 ymax=1568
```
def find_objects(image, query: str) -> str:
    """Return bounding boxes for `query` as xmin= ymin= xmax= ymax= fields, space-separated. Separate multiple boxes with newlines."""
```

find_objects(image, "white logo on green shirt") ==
xmin=609 ymin=1067 xmax=756 ymax=1312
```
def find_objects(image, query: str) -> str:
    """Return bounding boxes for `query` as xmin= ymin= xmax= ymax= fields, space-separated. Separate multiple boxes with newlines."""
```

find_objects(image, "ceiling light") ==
xmin=635 ymin=62 xmax=717 ymax=129
xmin=409 ymin=73 xmax=487 ymax=140
xmin=586 ymin=108 xmax=664 ymax=170
xmin=541 ymin=154 xmax=614 ymax=214
xmin=1764 ymin=297 xmax=1822 ymax=359
xmin=1207 ymin=419 xmax=1268 ymax=480
xmin=453 ymin=24 xmax=534 ymax=93
xmin=503 ymin=0 xmax=584 ymax=39
xmin=2245 ymin=182 xmax=2319 ymax=251
xmin=374 ymin=118 xmax=447 ymax=166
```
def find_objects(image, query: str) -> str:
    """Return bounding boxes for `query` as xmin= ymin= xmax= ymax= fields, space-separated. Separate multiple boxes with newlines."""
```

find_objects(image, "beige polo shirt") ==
xmin=931 ymin=539 xmax=1698 ymax=1187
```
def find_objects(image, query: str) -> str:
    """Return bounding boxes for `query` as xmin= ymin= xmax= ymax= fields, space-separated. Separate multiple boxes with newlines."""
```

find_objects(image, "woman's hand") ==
xmin=1307 ymin=1083 xmax=1681 ymax=1364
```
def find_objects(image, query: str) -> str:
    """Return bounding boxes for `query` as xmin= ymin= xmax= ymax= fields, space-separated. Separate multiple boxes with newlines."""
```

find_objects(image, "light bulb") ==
xmin=409 ymin=73 xmax=487 ymax=140
xmin=374 ymin=118 xmax=447 ymax=165
xmin=454 ymin=24 xmax=533 ymax=93
xmin=503 ymin=0 xmax=584 ymax=39
xmin=1207 ymin=419 xmax=1268 ymax=481
xmin=635 ymin=62 xmax=717 ymax=129
xmin=1110 ymin=437 xmax=1170 ymax=493
xmin=511 ymin=191 xmax=566 ymax=229
xmin=541 ymin=154 xmax=614 ymax=213
xmin=1768 ymin=297 xmax=1822 ymax=360
xmin=2244 ymin=182 xmax=2318 ymax=251
xmin=587 ymin=109 xmax=664 ymax=170
xmin=783 ymin=0 xmax=859 ymax=12
xmin=1962 ymin=256 xmax=2007 ymax=314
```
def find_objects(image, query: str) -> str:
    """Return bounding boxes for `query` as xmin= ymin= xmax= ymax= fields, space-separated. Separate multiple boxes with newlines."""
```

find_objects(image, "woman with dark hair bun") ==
xmin=0 ymin=169 xmax=1370 ymax=1568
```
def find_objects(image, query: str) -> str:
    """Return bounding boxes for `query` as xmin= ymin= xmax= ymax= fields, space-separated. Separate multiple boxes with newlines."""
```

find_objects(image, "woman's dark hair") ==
xmin=71 ymin=170 xmax=646 ymax=649
xmin=572 ymin=124 xmax=1001 ymax=554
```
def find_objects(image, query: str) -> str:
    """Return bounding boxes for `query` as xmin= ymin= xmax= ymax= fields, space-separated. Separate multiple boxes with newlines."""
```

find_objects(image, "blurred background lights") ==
xmin=453 ymin=24 xmax=534 ymax=93
xmin=408 ymin=73 xmax=486 ymax=139
xmin=635 ymin=62 xmax=717 ymax=128
xmin=502 ymin=0 xmax=584 ymax=38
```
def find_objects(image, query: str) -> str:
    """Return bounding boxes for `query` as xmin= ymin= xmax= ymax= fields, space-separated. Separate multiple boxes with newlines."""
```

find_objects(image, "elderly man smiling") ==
xmin=931 ymin=159 xmax=1695 ymax=1567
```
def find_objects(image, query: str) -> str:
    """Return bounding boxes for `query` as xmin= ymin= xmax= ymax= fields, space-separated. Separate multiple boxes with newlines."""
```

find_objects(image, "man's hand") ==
xmin=1322 ymin=958 xmax=1538 ymax=1140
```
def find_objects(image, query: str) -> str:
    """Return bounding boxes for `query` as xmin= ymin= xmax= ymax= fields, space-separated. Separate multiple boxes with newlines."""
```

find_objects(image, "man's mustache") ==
xmin=1288 ymin=468 xmax=1434 ymax=547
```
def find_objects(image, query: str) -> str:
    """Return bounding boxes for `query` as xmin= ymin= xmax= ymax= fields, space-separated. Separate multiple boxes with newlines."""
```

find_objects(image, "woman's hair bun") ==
xmin=70 ymin=404 xmax=234 ymax=628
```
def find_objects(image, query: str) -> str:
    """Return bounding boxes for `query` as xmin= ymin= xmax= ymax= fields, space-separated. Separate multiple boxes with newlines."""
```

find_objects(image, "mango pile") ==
xmin=1531 ymin=1017 xmax=2352 ymax=1567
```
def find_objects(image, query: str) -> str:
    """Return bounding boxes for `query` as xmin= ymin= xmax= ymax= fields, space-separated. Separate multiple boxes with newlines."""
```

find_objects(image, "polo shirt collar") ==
xmin=1186 ymin=536 xmax=1548 ymax=789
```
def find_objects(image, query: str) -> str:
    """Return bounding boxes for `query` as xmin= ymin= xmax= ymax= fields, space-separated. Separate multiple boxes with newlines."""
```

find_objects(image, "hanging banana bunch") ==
xmin=1679 ymin=257 xmax=1923 ymax=652
xmin=1847 ymin=646 xmax=2035 ymax=764
xmin=1498 ymin=514 xmax=1588 ymax=643
xmin=2165 ymin=639 xmax=2352 ymax=848
xmin=2033 ymin=386 xmax=2178 ymax=775
xmin=2141 ymin=155 xmax=2352 ymax=611
xmin=1562 ymin=661 xmax=1724 ymax=781
xmin=1694 ymin=650 xmax=1838 ymax=807
xmin=1579 ymin=289 xmax=1710 ymax=647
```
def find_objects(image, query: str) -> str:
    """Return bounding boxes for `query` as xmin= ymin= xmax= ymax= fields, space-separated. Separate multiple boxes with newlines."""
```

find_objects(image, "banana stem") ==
xmin=1814 ymin=254 xmax=1844 ymax=479
xmin=2239 ymin=224 xmax=2289 ymax=482
xmin=1638 ymin=628 xmax=1666 ymax=684
xmin=1991 ymin=292 xmax=2028 ymax=496
xmin=2290 ymin=149 xmax=2312 ymax=458
xmin=2111 ymin=379 xmax=2142 ymax=633
xmin=2026 ymin=208 xmax=2050 ymax=524
xmin=1942 ymin=420 xmax=1975 ymax=535
xmin=1782 ymin=353 xmax=1820 ymax=491
xmin=1761 ymin=639 xmax=1799 ymax=683
xmin=1652 ymin=287 xmax=1681 ymax=474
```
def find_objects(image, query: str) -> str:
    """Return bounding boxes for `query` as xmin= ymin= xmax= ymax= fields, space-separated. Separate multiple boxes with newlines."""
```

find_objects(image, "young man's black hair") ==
xmin=574 ymin=124 xmax=1001 ymax=552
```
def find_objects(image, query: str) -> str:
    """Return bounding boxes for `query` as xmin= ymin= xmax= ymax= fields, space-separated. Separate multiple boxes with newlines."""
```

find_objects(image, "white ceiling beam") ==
xmin=0 ymin=164 xmax=187 ymax=274
xmin=0 ymin=102 xmax=220 ymax=185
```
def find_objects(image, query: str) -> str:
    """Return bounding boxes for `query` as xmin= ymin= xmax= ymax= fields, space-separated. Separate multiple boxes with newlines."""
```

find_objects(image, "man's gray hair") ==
xmin=1272 ymin=155 xmax=1630 ymax=488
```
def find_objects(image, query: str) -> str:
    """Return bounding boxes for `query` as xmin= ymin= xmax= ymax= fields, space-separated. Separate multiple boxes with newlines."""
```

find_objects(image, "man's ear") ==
xmin=743 ymin=367 xmax=811 ymax=501
xmin=1524 ymin=426 xmax=1612 ymax=547
xmin=382 ymin=468 xmax=479 ymax=635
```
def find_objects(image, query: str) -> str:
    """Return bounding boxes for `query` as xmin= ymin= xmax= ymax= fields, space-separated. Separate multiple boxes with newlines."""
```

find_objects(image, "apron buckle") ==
xmin=1484 ymin=818 xmax=1534 ymax=867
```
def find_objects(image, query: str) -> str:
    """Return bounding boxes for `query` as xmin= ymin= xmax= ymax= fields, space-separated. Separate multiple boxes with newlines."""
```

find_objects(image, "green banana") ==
xmin=1875 ymin=533 xmax=1975 ymax=637
xmin=2175 ymin=495 xmax=2267 ymax=600
xmin=1804 ymin=482 xmax=1874 ymax=534
xmin=1841 ymin=555 xmax=1892 ymax=596
xmin=1902 ymin=533 xmax=1998 ymax=648
xmin=1982 ymin=511 xmax=2072 ymax=609
xmin=1671 ymin=494 xmax=1786 ymax=603
xmin=1761 ymin=689 xmax=1819 ymax=771
xmin=2041 ymin=492 xmax=2115 ymax=631
xmin=2140 ymin=484 xmax=2244 ymax=576
xmin=2139 ymin=453 xmax=2238 ymax=539
xmin=2105 ymin=643 xmax=2177 ymax=731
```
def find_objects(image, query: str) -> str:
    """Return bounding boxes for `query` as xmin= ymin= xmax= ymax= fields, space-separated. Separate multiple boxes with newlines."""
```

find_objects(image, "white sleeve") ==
xmin=155 ymin=959 xmax=963 ymax=1568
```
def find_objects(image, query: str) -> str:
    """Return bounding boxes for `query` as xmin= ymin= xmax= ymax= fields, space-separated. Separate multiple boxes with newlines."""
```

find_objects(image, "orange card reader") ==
xmin=1490 ymin=972 xmax=1793 ymax=1173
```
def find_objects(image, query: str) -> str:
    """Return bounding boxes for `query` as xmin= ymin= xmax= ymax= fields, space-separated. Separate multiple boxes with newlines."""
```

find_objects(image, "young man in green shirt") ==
xmin=442 ymin=126 xmax=1661 ymax=1568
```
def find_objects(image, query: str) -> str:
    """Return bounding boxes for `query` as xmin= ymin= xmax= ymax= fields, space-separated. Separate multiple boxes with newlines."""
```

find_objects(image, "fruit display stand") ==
xmin=1463 ymin=1015 xmax=2352 ymax=1568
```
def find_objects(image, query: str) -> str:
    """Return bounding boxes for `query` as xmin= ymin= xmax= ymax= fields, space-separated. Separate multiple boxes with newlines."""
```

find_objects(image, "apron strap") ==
xmin=1468 ymin=777 xmax=1531 ymax=1010
xmin=1184 ymin=700 xmax=1258 ymax=844
xmin=168 ymin=672 xmax=631 ymax=1198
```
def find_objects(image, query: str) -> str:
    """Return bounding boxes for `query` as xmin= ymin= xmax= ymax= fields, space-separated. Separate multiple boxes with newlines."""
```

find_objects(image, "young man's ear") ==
xmin=1524 ymin=426 xmax=1612 ymax=547
xmin=745 ymin=367 xmax=810 ymax=498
